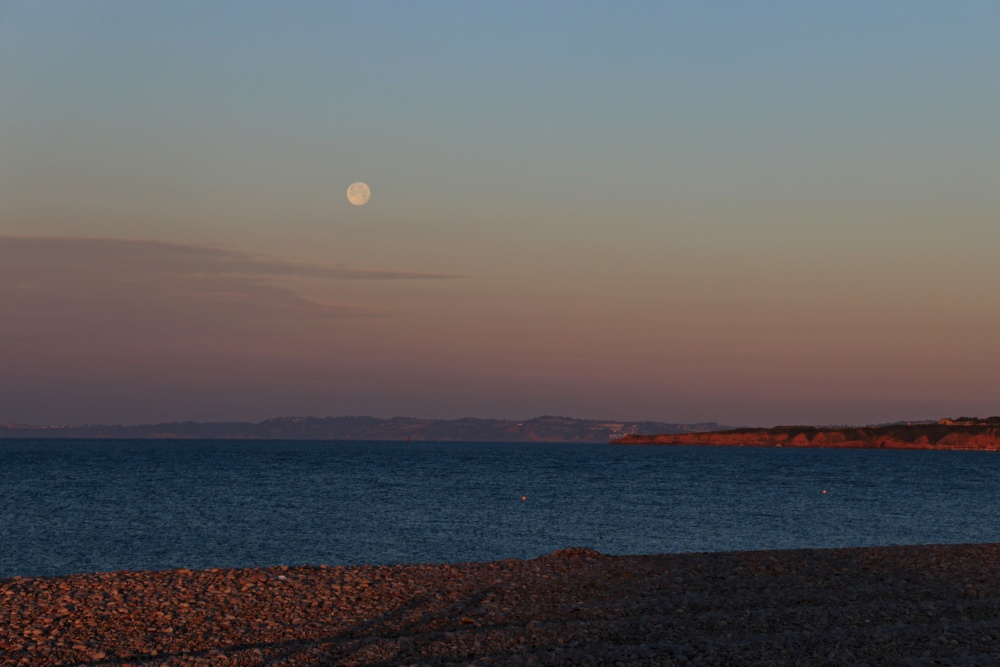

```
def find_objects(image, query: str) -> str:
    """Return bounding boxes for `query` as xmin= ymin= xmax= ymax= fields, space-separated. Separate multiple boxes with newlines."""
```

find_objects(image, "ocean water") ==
xmin=2 ymin=439 xmax=1000 ymax=579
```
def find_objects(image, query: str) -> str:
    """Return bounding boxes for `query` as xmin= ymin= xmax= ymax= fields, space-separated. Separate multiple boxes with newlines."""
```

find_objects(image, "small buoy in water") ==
xmin=822 ymin=489 xmax=828 ymax=494
xmin=521 ymin=496 xmax=527 ymax=501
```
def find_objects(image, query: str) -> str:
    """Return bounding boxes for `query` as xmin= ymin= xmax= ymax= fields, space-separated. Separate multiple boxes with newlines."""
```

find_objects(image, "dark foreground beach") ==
xmin=3 ymin=544 xmax=1000 ymax=667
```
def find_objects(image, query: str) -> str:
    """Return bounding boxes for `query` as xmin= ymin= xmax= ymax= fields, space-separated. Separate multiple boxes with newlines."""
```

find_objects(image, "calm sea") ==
xmin=2 ymin=439 xmax=1000 ymax=579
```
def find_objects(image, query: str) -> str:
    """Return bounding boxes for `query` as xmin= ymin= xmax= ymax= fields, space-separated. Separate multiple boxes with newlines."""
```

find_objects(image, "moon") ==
xmin=347 ymin=182 xmax=371 ymax=206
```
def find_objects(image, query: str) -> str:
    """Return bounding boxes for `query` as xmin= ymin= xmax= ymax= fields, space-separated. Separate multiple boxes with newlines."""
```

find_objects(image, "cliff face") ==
xmin=613 ymin=425 xmax=1000 ymax=451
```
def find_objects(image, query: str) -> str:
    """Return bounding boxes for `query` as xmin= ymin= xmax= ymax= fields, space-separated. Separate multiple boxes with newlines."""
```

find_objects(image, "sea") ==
xmin=2 ymin=439 xmax=1000 ymax=580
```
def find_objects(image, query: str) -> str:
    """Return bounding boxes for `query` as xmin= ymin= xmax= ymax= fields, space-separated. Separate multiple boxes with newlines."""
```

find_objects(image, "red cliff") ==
xmin=612 ymin=424 xmax=1000 ymax=451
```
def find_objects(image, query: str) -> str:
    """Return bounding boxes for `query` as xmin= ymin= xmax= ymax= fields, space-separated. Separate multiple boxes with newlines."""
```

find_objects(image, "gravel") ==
xmin=3 ymin=543 xmax=1000 ymax=666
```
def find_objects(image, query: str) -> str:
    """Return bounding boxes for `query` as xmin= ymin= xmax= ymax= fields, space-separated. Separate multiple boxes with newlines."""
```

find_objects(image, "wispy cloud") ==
xmin=0 ymin=236 xmax=463 ymax=281
xmin=0 ymin=236 xmax=465 ymax=335
xmin=0 ymin=235 xmax=470 ymax=423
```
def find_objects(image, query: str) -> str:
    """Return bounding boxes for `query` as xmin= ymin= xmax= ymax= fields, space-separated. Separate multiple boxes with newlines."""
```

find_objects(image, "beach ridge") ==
xmin=4 ymin=543 xmax=1000 ymax=666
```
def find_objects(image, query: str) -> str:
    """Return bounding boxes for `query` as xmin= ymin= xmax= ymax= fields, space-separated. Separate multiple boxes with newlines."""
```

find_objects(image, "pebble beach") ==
xmin=3 ymin=543 xmax=1000 ymax=666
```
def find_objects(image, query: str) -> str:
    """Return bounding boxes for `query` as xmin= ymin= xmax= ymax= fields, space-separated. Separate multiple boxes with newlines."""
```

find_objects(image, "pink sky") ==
xmin=2 ymin=3 xmax=999 ymax=426
xmin=3 ymin=234 xmax=997 ymax=426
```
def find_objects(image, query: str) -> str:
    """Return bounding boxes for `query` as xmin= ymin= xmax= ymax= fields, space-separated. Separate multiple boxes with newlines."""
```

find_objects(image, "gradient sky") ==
xmin=2 ymin=1 xmax=999 ymax=426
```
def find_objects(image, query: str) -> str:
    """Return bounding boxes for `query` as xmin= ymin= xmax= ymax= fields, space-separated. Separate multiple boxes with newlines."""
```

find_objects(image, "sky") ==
xmin=2 ymin=1 xmax=999 ymax=427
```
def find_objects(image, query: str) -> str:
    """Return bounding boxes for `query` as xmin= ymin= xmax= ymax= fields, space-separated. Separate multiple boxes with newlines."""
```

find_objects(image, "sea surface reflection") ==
xmin=2 ymin=439 xmax=999 ymax=578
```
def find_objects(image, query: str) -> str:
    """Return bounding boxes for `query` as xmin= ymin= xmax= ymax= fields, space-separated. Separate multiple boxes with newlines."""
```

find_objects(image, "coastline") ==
xmin=613 ymin=423 xmax=1000 ymax=451
xmin=3 ymin=544 xmax=1000 ymax=666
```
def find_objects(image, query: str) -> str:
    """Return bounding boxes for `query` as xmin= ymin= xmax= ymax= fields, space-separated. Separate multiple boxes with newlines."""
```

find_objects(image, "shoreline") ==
xmin=4 ymin=544 xmax=1000 ymax=666
xmin=613 ymin=423 xmax=1000 ymax=451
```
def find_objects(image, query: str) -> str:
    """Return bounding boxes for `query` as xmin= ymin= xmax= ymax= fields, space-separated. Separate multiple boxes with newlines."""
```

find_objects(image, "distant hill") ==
xmin=0 ymin=415 xmax=732 ymax=443
xmin=613 ymin=420 xmax=1000 ymax=450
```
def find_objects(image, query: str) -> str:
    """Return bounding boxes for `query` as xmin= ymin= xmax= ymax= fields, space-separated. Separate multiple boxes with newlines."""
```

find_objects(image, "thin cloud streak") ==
xmin=0 ymin=235 xmax=465 ymax=337
xmin=0 ymin=236 xmax=465 ymax=281
xmin=0 ymin=235 xmax=471 ymax=423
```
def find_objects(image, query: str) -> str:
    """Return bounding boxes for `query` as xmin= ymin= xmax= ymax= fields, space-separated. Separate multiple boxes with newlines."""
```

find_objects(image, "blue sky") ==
xmin=2 ymin=1 xmax=999 ymax=425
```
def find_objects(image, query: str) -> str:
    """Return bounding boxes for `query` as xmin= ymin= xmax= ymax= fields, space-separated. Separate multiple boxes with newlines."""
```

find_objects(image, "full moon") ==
xmin=347 ymin=182 xmax=371 ymax=206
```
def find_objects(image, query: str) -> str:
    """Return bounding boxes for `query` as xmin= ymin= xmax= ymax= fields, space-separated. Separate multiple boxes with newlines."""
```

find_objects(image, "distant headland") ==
xmin=613 ymin=417 xmax=1000 ymax=451
xmin=0 ymin=415 xmax=730 ymax=444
